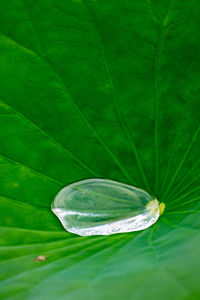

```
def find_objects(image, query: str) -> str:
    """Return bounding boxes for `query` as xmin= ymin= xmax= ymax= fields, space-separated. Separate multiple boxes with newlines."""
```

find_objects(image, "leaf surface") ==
xmin=0 ymin=0 xmax=200 ymax=299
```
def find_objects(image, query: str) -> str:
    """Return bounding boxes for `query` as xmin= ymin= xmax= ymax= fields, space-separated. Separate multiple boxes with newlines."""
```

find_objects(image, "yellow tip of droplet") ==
xmin=159 ymin=202 xmax=165 ymax=215
xmin=146 ymin=199 xmax=158 ymax=211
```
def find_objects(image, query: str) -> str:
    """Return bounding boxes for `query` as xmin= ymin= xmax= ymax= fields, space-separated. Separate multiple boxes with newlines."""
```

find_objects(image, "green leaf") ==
xmin=0 ymin=0 xmax=199 ymax=299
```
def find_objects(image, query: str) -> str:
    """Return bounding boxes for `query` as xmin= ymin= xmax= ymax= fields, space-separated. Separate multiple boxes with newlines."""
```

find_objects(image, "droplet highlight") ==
xmin=52 ymin=178 xmax=164 ymax=236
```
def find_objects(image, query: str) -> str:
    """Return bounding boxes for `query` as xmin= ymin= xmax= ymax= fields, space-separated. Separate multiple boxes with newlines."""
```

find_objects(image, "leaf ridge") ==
xmin=162 ymin=125 xmax=200 ymax=200
xmin=0 ymin=154 xmax=62 ymax=187
xmin=82 ymin=0 xmax=151 ymax=190
xmin=22 ymin=0 xmax=135 ymax=184
xmin=0 ymin=98 xmax=98 ymax=177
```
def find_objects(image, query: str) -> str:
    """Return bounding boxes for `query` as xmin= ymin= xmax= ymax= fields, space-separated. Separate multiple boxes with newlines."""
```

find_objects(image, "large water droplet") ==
xmin=51 ymin=178 xmax=164 ymax=236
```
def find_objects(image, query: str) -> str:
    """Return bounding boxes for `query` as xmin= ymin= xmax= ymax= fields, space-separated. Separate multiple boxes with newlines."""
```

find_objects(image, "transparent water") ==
xmin=52 ymin=178 xmax=163 ymax=236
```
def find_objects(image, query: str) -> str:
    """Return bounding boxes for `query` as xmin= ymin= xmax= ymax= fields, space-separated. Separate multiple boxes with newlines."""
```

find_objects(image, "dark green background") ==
xmin=0 ymin=0 xmax=200 ymax=299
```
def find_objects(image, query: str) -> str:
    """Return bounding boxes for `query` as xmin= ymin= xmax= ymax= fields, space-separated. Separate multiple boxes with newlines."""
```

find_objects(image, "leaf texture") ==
xmin=0 ymin=0 xmax=200 ymax=299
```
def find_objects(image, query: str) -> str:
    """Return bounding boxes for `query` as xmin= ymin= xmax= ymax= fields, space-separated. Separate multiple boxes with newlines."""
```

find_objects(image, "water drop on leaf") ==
xmin=51 ymin=178 xmax=164 ymax=236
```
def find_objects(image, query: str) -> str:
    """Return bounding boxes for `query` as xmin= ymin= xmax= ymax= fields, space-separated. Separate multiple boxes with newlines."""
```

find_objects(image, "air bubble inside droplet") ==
xmin=51 ymin=178 xmax=163 ymax=236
